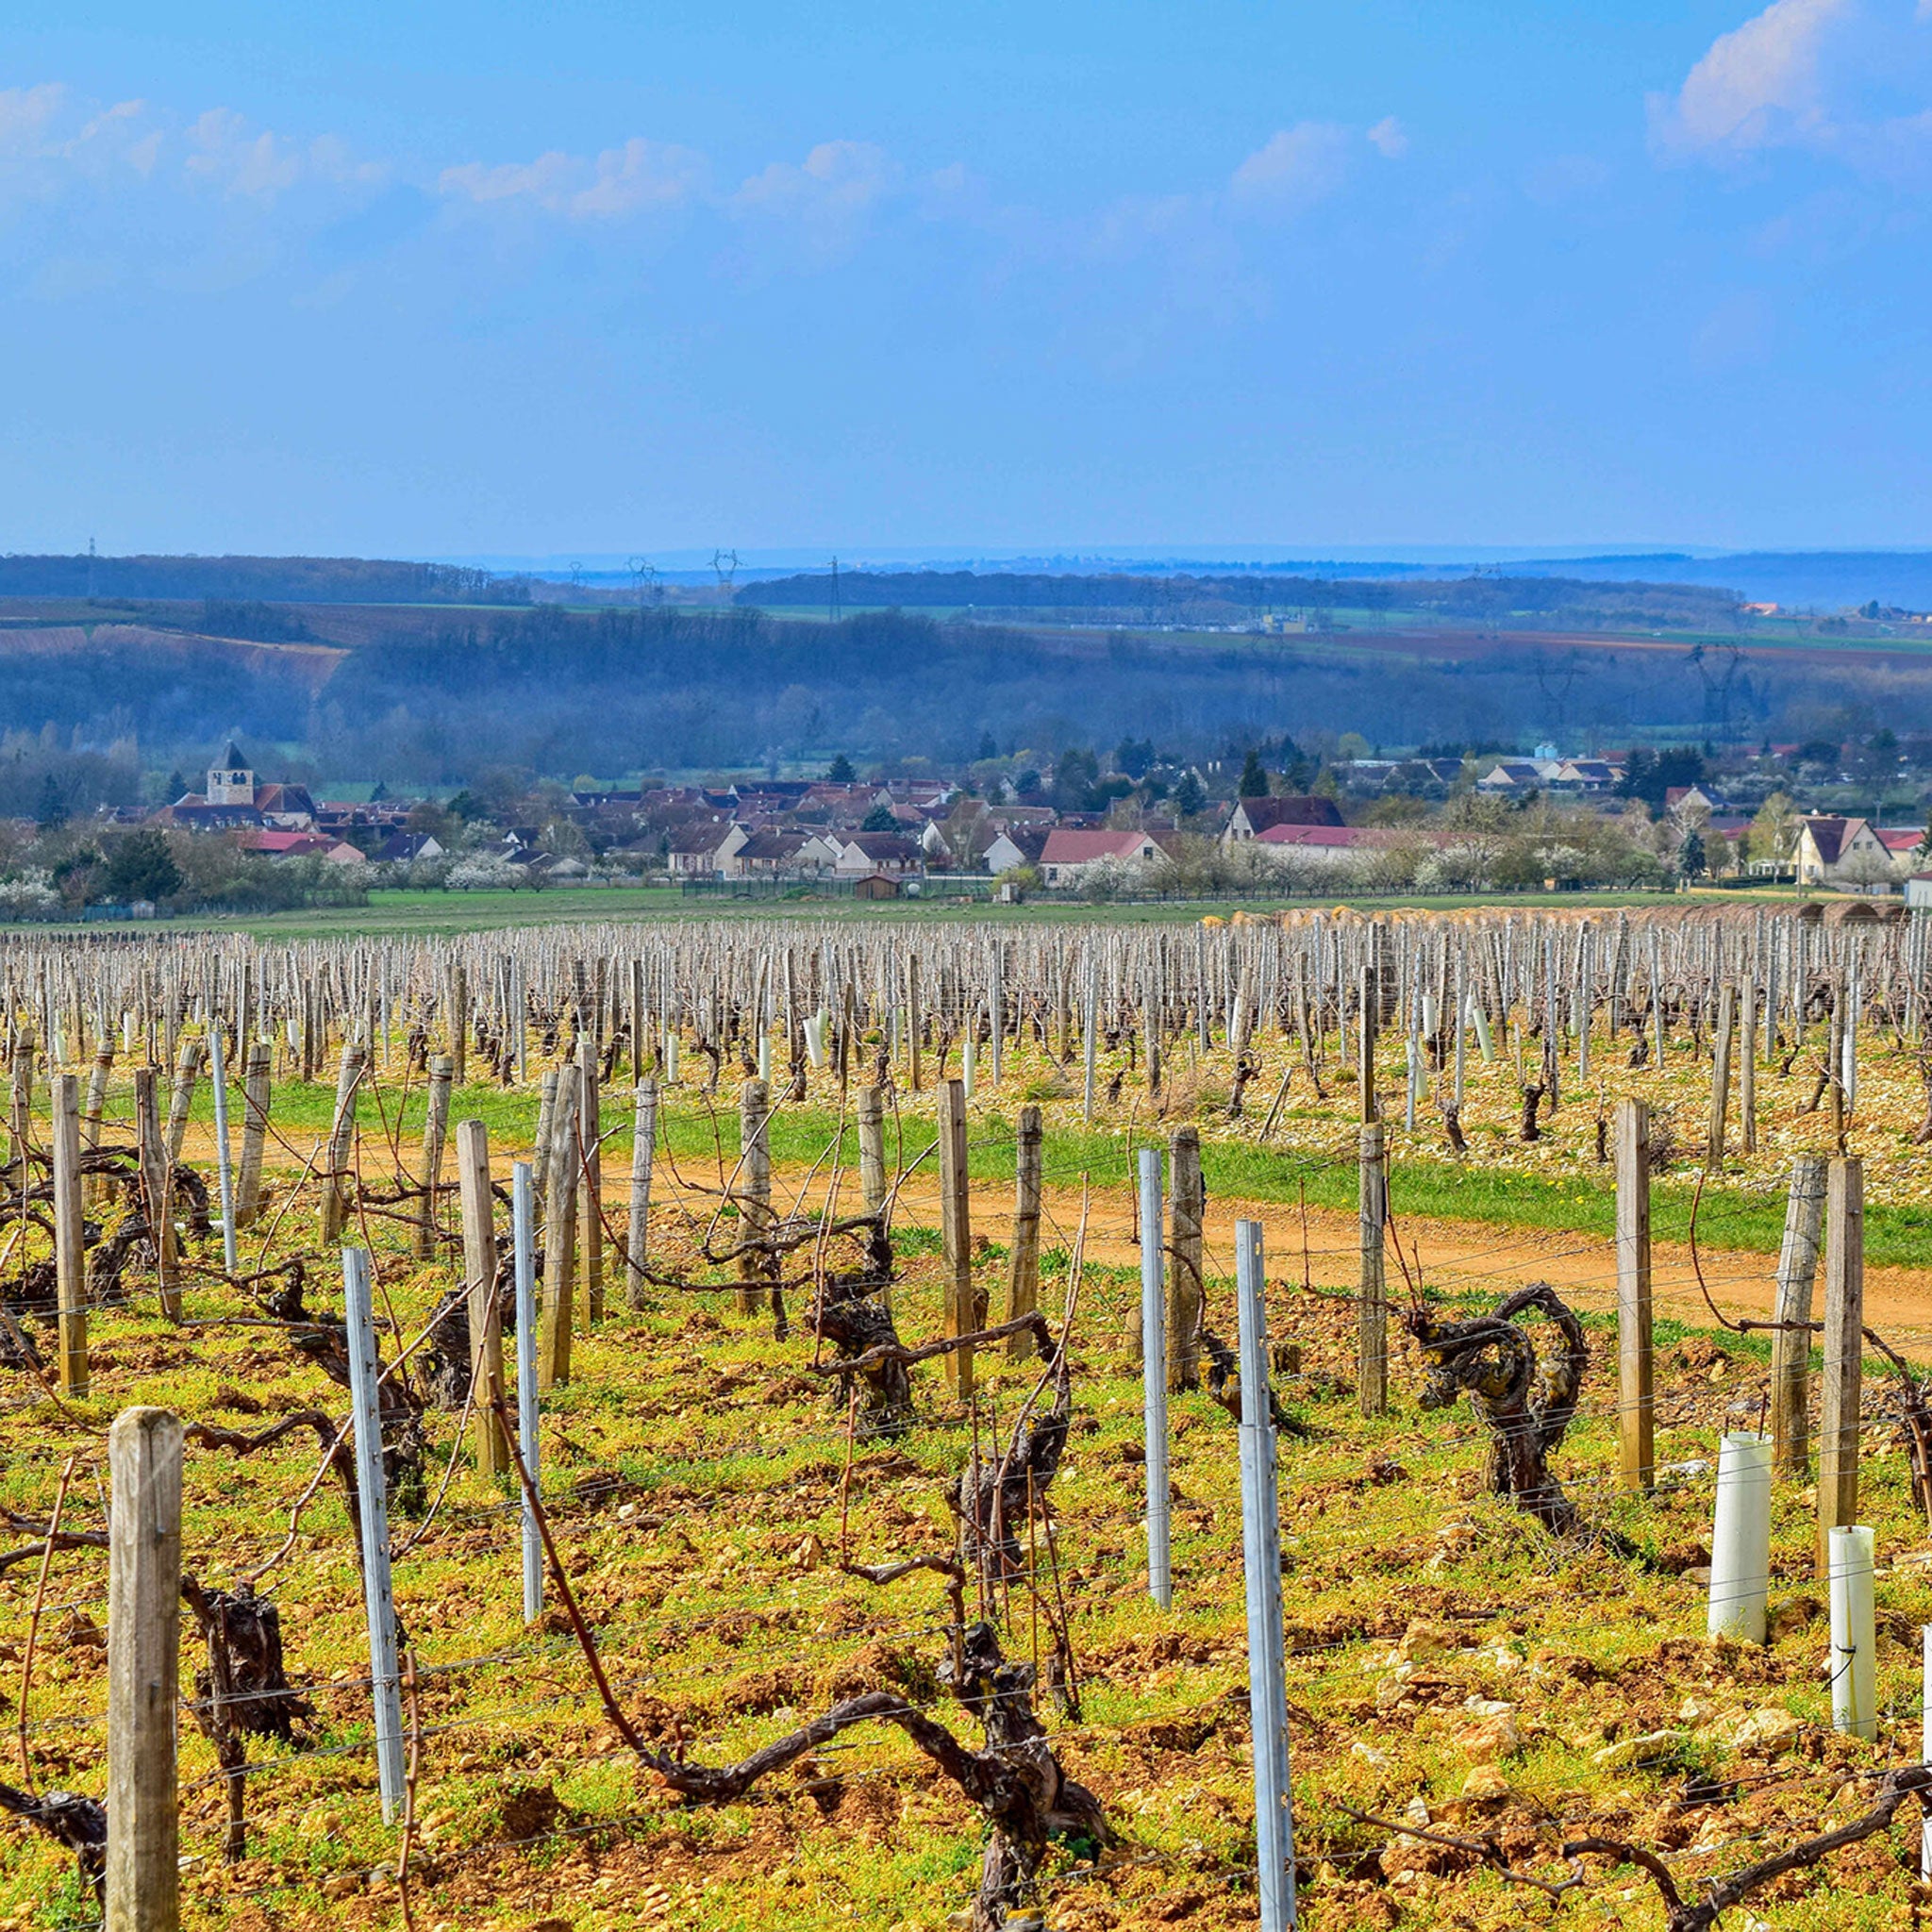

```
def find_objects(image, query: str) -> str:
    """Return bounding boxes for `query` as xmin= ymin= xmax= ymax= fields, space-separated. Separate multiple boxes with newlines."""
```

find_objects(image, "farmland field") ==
xmin=0 ymin=906 xmax=1929 ymax=1931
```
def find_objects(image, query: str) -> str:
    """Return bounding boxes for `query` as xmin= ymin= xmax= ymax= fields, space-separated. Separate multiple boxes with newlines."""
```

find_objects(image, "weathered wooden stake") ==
xmin=1740 ymin=975 xmax=1757 ymax=1154
xmin=51 ymin=1073 xmax=87 ymax=1396
xmin=235 ymin=1043 xmax=271 ymax=1229
xmin=319 ymin=1041 xmax=364 ymax=1244
xmin=1168 ymin=1124 xmax=1205 ymax=1393
xmin=857 ymin=1084 xmax=887 ymax=1219
xmin=1005 ymin=1103 xmax=1042 ymax=1359
xmin=1771 ymin=1155 xmax=1826 ymax=1478
xmin=415 ymin=1055 xmax=453 ymax=1259
xmin=1615 ymin=1096 xmax=1654 ymax=1491
xmin=939 ymin=1077 xmax=975 ymax=1397
xmin=163 ymin=1035 xmax=202 ymax=1164
xmin=1707 ymin=982 xmax=1735 ymax=1169
xmin=135 ymin=1067 xmax=179 ymax=1322
xmin=458 ymin=1118 xmax=508 ymax=1475
xmin=1818 ymin=1156 xmax=1864 ymax=1577
xmin=578 ymin=1036 xmax=604 ymax=1324
xmin=539 ymin=1064 xmax=580 ymax=1389
xmin=736 ymin=1076 xmax=773 ymax=1314
xmin=1357 ymin=1121 xmax=1387 ymax=1417
xmin=107 ymin=1405 xmax=182 ymax=1932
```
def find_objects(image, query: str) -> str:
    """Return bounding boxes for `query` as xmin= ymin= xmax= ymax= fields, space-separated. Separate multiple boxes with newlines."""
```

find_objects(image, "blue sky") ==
xmin=3 ymin=1 xmax=1931 ymax=557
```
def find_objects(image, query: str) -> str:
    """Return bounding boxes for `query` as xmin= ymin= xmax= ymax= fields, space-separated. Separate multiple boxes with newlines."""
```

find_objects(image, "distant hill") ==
xmin=1496 ymin=551 xmax=1932 ymax=613
xmin=0 ymin=554 xmax=529 ymax=605
xmin=737 ymin=569 xmax=1742 ymax=629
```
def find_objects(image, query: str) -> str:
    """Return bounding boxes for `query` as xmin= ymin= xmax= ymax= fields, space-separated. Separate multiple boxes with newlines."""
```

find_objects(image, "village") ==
xmin=26 ymin=731 xmax=1932 ymax=915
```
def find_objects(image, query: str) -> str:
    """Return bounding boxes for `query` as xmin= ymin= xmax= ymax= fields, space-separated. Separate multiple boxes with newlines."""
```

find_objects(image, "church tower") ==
xmin=207 ymin=741 xmax=255 ymax=808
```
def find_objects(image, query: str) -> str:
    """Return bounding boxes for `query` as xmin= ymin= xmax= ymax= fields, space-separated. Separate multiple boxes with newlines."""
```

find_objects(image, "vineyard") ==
xmin=5 ymin=904 xmax=1932 ymax=1932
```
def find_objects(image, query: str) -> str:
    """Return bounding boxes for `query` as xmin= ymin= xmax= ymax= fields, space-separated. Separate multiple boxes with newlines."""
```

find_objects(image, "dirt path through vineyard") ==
xmin=761 ymin=1164 xmax=1932 ymax=1350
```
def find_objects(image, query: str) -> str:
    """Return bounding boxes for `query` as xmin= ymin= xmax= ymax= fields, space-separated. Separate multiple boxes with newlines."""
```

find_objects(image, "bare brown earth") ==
xmin=778 ymin=1168 xmax=1932 ymax=1349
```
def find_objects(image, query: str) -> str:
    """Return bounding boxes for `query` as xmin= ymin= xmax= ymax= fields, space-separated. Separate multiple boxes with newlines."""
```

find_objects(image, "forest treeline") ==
xmin=0 ymin=600 xmax=1918 ymax=787
xmin=0 ymin=553 xmax=525 ymax=603
xmin=740 ymin=569 xmax=1745 ymax=629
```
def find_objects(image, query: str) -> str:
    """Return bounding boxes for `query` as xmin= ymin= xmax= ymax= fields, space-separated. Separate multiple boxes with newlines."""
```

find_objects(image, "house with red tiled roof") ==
xmin=1040 ymin=827 xmax=1165 ymax=887
xmin=1253 ymin=823 xmax=1441 ymax=872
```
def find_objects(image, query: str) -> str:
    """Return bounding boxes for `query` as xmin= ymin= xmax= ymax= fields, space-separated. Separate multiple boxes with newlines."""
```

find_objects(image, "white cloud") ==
xmin=733 ymin=141 xmax=898 ymax=219
xmin=1229 ymin=122 xmax=1355 ymax=208
xmin=440 ymin=137 xmax=708 ymax=218
xmin=1367 ymin=116 xmax=1410 ymax=159
xmin=184 ymin=109 xmax=385 ymax=199
xmin=1653 ymin=0 xmax=1851 ymax=155
xmin=1651 ymin=0 xmax=1932 ymax=178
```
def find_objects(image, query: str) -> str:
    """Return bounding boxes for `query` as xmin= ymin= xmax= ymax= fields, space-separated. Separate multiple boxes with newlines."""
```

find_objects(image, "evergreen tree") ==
xmin=1238 ymin=748 xmax=1269 ymax=798
xmin=1173 ymin=770 xmax=1208 ymax=818
xmin=861 ymin=802 xmax=898 ymax=833
xmin=34 ymin=774 xmax=67 ymax=827
xmin=104 ymin=829 xmax=182 ymax=903
xmin=827 ymin=754 xmax=856 ymax=783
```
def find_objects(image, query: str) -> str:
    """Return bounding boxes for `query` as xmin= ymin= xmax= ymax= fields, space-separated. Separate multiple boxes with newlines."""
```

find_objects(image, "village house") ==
xmin=1793 ymin=815 xmax=1923 ymax=891
xmin=835 ymin=831 xmax=925 ymax=877
xmin=1219 ymin=795 xmax=1344 ymax=844
xmin=1040 ymin=827 xmax=1166 ymax=888
xmin=1253 ymin=823 xmax=1438 ymax=872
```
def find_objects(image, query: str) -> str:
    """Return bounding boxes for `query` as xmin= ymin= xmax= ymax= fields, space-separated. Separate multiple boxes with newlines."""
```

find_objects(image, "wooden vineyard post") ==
xmin=235 ymin=1043 xmax=271 ymax=1229
xmin=578 ymin=1036 xmax=604 ymax=1324
xmin=82 ymin=1045 xmax=112 ymax=1207
xmin=163 ymin=1035 xmax=202 ymax=1164
xmin=736 ymin=1077 xmax=773 ymax=1315
xmin=626 ymin=1078 xmax=657 ymax=1308
xmin=1615 ymin=1096 xmax=1654 ymax=1491
xmin=450 ymin=963 xmax=468 ymax=1087
xmin=1357 ymin=967 xmax=1377 ymax=1123
xmin=51 ymin=1073 xmax=87 ymax=1397
xmin=208 ymin=1026 xmax=239 ymax=1277
xmin=107 ymin=1405 xmax=182 ymax=1932
xmin=1771 ymin=1155 xmax=1826 ymax=1477
xmin=1138 ymin=1146 xmax=1173 ymax=1608
xmin=320 ymin=1041 xmax=365 ymax=1244
xmin=939 ymin=1077 xmax=975 ymax=1398
xmin=1707 ymin=982 xmax=1735 ymax=1169
xmin=1005 ymin=1103 xmax=1042 ymax=1360
xmin=857 ymin=1085 xmax=887 ymax=1219
xmin=458 ymin=1119 xmax=508 ymax=1475
xmin=8 ymin=1028 xmax=31 ymax=1205
xmin=341 ymin=1248 xmax=406 ymax=1821
xmin=532 ymin=1064 xmax=558 ymax=1221
xmin=135 ymin=1067 xmax=180 ymax=1322
xmin=1357 ymin=1121 xmax=1387 ymax=1418
xmin=1168 ymin=1124 xmax=1205 ymax=1393
xmin=1740 ymin=975 xmax=1757 ymax=1155
xmin=415 ymin=1055 xmax=454 ymax=1258
xmin=907 ymin=955 xmax=922 ymax=1093
xmin=1819 ymin=1157 xmax=1864 ymax=1578
xmin=539 ymin=1064 xmax=580 ymax=1390
xmin=1082 ymin=959 xmax=1098 ymax=1124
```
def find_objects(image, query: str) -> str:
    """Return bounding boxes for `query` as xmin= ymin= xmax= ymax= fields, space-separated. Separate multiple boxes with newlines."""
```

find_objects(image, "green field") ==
xmin=71 ymin=882 xmax=1792 ymax=941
